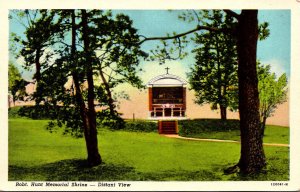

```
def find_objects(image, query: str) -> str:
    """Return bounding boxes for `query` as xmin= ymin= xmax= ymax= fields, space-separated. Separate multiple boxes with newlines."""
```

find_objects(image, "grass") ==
xmin=182 ymin=125 xmax=289 ymax=144
xmin=179 ymin=119 xmax=289 ymax=144
xmin=8 ymin=118 xmax=289 ymax=181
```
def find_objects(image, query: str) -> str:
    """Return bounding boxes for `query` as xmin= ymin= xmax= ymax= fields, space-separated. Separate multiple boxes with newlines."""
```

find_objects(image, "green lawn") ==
xmin=8 ymin=118 xmax=289 ymax=181
xmin=184 ymin=125 xmax=289 ymax=144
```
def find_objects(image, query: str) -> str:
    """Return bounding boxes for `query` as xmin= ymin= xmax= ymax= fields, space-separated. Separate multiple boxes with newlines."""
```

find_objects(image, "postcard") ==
xmin=1 ymin=0 xmax=300 ymax=191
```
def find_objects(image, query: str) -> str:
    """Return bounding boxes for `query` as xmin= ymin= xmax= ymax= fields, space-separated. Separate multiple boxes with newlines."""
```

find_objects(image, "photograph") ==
xmin=1 ymin=1 xmax=300 ymax=191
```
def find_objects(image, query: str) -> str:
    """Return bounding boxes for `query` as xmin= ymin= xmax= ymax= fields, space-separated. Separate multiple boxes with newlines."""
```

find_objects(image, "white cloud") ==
xmin=40 ymin=47 xmax=58 ymax=66
xmin=260 ymin=59 xmax=289 ymax=79
xmin=14 ymin=47 xmax=59 ymax=81
xmin=15 ymin=56 xmax=34 ymax=81
xmin=15 ymin=56 xmax=24 ymax=67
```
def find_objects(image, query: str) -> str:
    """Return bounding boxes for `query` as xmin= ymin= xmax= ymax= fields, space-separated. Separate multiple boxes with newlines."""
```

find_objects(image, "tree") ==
xmin=258 ymin=62 xmax=288 ymax=137
xmin=235 ymin=10 xmax=267 ymax=173
xmin=90 ymin=11 xmax=146 ymax=117
xmin=141 ymin=10 xmax=268 ymax=174
xmin=11 ymin=9 xmax=147 ymax=166
xmin=189 ymin=10 xmax=239 ymax=120
xmin=8 ymin=62 xmax=28 ymax=107
xmin=10 ymin=10 xmax=62 ymax=106
xmin=11 ymin=10 xmax=58 ymax=88
xmin=8 ymin=62 xmax=22 ymax=103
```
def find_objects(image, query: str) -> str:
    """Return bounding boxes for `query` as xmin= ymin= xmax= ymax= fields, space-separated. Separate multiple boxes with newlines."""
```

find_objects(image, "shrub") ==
xmin=96 ymin=110 xmax=125 ymax=130
xmin=8 ymin=106 xmax=22 ymax=118
xmin=17 ymin=105 xmax=59 ymax=119
xmin=124 ymin=120 xmax=157 ymax=132
xmin=9 ymin=105 xmax=55 ymax=119
xmin=178 ymin=119 xmax=240 ymax=137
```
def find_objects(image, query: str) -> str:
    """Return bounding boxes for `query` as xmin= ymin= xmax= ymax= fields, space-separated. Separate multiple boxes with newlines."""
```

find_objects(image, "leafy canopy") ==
xmin=188 ymin=10 xmax=239 ymax=114
xmin=8 ymin=62 xmax=29 ymax=103
xmin=11 ymin=10 xmax=148 ymax=136
xmin=257 ymin=62 xmax=288 ymax=125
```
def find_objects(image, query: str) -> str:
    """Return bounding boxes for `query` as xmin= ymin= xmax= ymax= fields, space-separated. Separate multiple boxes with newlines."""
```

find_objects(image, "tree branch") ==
xmin=139 ymin=25 xmax=222 ymax=44
xmin=192 ymin=10 xmax=201 ymax=24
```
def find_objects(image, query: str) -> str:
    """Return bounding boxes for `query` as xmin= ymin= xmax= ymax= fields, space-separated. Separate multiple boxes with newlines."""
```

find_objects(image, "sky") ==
xmin=117 ymin=10 xmax=291 ymax=83
xmin=9 ymin=10 xmax=291 ymax=85
xmin=257 ymin=10 xmax=290 ymax=78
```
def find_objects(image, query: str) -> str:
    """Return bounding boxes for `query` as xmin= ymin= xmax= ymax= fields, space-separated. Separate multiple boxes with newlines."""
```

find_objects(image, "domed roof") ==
xmin=147 ymin=73 xmax=187 ymax=87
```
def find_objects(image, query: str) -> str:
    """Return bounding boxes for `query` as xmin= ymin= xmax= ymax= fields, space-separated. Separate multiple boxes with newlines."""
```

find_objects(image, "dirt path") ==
xmin=163 ymin=134 xmax=289 ymax=147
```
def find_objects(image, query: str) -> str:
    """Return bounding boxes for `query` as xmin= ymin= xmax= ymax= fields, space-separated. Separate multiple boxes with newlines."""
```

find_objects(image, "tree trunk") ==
xmin=35 ymin=48 xmax=41 ymax=82
xmin=99 ymin=69 xmax=116 ymax=117
xmin=215 ymin=35 xmax=226 ymax=121
xmin=236 ymin=10 xmax=266 ymax=173
xmin=8 ymin=95 xmax=11 ymax=108
xmin=71 ymin=10 xmax=101 ymax=166
xmin=81 ymin=10 xmax=102 ymax=166
xmin=220 ymin=105 xmax=227 ymax=120
xmin=261 ymin=115 xmax=267 ymax=138
xmin=34 ymin=48 xmax=43 ymax=105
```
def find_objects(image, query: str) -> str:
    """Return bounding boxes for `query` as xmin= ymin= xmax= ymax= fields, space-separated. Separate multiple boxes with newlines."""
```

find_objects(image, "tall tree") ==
xmin=189 ymin=10 xmax=238 ymax=120
xmin=11 ymin=9 xmax=147 ymax=166
xmin=141 ymin=9 xmax=268 ymax=174
xmin=235 ymin=10 xmax=266 ymax=173
xmin=80 ymin=9 xmax=102 ymax=165
xmin=10 ymin=10 xmax=61 ymax=104
xmin=257 ymin=62 xmax=288 ymax=137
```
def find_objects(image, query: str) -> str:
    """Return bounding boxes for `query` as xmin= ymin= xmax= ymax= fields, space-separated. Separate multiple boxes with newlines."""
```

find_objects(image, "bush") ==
xmin=124 ymin=120 xmax=157 ymax=133
xmin=178 ymin=119 xmax=240 ymax=137
xmin=17 ymin=105 xmax=59 ymax=119
xmin=8 ymin=106 xmax=22 ymax=118
xmin=97 ymin=110 xmax=125 ymax=130
xmin=9 ymin=106 xmax=54 ymax=119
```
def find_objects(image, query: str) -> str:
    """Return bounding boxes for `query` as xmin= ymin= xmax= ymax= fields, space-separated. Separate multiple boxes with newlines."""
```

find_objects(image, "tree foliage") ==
xmin=257 ymin=62 xmax=288 ymax=136
xmin=8 ymin=62 xmax=29 ymax=106
xmin=8 ymin=62 xmax=22 ymax=92
xmin=10 ymin=9 xmax=147 ymax=166
xmin=188 ymin=10 xmax=239 ymax=120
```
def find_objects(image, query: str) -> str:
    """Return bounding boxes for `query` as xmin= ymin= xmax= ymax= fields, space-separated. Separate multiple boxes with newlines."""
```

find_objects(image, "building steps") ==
xmin=158 ymin=120 xmax=178 ymax=134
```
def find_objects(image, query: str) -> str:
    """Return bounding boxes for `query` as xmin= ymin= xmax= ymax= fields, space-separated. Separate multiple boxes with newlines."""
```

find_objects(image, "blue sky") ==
xmin=9 ymin=10 xmax=291 ymax=82
xmin=257 ymin=10 xmax=290 ymax=78
xmin=115 ymin=10 xmax=291 ymax=82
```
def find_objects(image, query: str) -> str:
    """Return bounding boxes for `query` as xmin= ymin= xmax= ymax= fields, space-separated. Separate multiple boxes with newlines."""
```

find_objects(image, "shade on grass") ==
xmin=8 ymin=118 xmax=289 ymax=181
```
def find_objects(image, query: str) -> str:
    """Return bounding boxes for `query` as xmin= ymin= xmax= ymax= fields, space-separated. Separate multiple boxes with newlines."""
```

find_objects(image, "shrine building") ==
xmin=147 ymin=67 xmax=187 ymax=134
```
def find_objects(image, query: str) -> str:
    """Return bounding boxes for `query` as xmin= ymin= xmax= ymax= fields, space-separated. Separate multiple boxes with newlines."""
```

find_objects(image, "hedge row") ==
xmin=9 ymin=106 xmax=240 ymax=134
xmin=8 ymin=106 xmax=22 ymax=118
xmin=124 ymin=120 xmax=157 ymax=132
xmin=9 ymin=106 xmax=158 ymax=132
xmin=178 ymin=119 xmax=240 ymax=137
xmin=9 ymin=105 xmax=59 ymax=119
